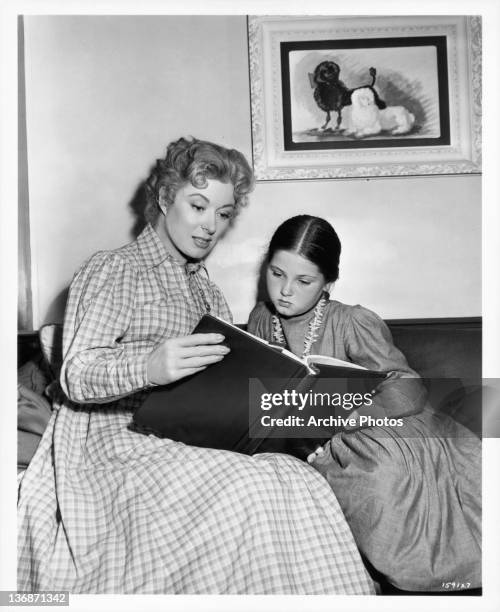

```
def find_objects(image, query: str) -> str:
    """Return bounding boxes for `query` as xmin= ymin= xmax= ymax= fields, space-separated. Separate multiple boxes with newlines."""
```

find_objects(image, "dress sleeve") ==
xmin=346 ymin=305 xmax=418 ymax=375
xmin=247 ymin=302 xmax=272 ymax=341
xmin=344 ymin=306 xmax=427 ymax=421
xmin=60 ymin=252 xmax=152 ymax=404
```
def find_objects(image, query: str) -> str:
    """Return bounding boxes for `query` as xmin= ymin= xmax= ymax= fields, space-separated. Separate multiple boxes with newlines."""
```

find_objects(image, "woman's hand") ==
xmin=147 ymin=333 xmax=230 ymax=386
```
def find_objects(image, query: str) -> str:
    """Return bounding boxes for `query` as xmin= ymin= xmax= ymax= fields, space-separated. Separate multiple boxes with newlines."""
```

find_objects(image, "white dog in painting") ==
xmin=344 ymin=86 xmax=416 ymax=138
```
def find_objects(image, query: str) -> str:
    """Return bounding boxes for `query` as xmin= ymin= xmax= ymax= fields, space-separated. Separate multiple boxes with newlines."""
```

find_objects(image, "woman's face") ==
xmin=266 ymin=249 xmax=329 ymax=318
xmin=156 ymin=179 xmax=235 ymax=262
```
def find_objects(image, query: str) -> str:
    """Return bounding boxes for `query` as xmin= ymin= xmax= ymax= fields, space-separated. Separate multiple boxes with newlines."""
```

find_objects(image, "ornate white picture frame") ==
xmin=248 ymin=15 xmax=481 ymax=180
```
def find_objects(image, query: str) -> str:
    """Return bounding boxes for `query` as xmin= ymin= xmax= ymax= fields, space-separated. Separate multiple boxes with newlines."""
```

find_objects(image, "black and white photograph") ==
xmin=1 ymin=2 xmax=500 ymax=612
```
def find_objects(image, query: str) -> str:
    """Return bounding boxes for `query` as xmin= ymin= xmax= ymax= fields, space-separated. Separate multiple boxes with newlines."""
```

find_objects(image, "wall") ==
xmin=23 ymin=15 xmax=481 ymax=327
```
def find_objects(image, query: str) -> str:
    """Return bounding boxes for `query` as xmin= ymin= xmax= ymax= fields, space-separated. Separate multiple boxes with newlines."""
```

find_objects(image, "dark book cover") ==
xmin=130 ymin=315 xmax=308 ymax=454
xmin=130 ymin=314 xmax=385 ymax=458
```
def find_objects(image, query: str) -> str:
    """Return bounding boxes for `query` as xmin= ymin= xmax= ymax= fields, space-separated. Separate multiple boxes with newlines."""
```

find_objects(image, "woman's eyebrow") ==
xmin=187 ymin=193 xmax=209 ymax=202
xmin=188 ymin=194 xmax=235 ymax=208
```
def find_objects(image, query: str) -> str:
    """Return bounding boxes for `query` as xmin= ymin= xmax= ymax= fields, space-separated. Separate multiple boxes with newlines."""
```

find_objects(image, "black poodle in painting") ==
xmin=309 ymin=61 xmax=386 ymax=131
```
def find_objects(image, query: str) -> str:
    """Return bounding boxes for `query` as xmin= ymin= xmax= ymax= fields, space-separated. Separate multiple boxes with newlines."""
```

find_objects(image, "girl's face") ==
xmin=266 ymin=249 xmax=329 ymax=318
xmin=156 ymin=179 xmax=235 ymax=262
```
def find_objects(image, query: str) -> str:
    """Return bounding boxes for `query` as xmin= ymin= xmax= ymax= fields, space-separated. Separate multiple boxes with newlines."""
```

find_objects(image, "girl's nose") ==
xmin=280 ymin=281 xmax=293 ymax=296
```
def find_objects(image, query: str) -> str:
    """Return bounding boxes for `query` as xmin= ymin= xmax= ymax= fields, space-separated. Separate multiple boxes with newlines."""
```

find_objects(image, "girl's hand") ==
xmin=306 ymin=445 xmax=325 ymax=465
xmin=147 ymin=333 xmax=230 ymax=386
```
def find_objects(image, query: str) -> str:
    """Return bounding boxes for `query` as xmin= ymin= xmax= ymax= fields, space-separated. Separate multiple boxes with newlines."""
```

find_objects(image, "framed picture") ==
xmin=248 ymin=15 xmax=481 ymax=180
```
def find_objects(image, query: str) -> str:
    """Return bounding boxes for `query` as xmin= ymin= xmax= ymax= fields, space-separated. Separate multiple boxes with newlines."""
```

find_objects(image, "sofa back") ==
xmin=386 ymin=318 xmax=481 ymax=436
xmin=386 ymin=318 xmax=481 ymax=380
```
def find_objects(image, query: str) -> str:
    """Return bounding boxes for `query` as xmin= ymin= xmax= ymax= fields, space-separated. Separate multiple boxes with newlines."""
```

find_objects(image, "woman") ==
xmin=17 ymin=139 xmax=374 ymax=594
xmin=248 ymin=215 xmax=482 ymax=593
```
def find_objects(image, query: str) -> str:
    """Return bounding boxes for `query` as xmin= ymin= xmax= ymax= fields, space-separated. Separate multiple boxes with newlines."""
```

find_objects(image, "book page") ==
xmin=275 ymin=349 xmax=369 ymax=373
xmin=306 ymin=354 xmax=368 ymax=370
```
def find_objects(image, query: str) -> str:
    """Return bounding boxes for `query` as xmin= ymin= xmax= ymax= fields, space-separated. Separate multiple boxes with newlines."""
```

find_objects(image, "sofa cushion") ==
xmin=39 ymin=323 xmax=64 ymax=380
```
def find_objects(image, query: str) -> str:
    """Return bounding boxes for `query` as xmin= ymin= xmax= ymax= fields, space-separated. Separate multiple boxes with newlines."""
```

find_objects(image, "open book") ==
xmin=130 ymin=314 xmax=386 ymax=458
xmin=283 ymin=348 xmax=370 ymax=373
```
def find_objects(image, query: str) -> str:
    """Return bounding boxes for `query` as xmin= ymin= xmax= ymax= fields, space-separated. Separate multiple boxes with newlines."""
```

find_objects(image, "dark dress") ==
xmin=248 ymin=300 xmax=482 ymax=592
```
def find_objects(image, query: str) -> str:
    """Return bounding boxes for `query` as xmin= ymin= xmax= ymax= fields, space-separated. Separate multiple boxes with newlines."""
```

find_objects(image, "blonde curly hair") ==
xmin=144 ymin=137 xmax=255 ymax=225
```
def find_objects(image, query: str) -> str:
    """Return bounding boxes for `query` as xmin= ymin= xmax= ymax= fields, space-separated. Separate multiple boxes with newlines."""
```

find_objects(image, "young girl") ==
xmin=248 ymin=214 xmax=482 ymax=594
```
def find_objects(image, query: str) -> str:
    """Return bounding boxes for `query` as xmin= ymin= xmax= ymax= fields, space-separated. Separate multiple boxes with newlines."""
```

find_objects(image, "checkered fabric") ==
xmin=17 ymin=225 xmax=374 ymax=594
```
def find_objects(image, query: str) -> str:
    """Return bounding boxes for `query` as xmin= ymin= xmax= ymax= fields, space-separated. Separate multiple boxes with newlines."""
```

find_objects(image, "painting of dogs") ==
xmin=285 ymin=43 xmax=444 ymax=146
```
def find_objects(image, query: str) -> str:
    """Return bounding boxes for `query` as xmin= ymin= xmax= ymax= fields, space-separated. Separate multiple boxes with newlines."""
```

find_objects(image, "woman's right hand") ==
xmin=146 ymin=333 xmax=230 ymax=386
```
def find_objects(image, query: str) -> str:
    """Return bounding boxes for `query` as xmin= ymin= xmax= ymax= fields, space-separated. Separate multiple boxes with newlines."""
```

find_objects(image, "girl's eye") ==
xmin=218 ymin=211 xmax=233 ymax=221
xmin=298 ymin=279 xmax=311 ymax=286
xmin=270 ymin=270 xmax=282 ymax=278
xmin=191 ymin=204 xmax=204 ymax=212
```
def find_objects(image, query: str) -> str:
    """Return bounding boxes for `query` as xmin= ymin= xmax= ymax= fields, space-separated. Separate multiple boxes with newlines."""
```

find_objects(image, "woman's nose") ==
xmin=201 ymin=211 xmax=216 ymax=235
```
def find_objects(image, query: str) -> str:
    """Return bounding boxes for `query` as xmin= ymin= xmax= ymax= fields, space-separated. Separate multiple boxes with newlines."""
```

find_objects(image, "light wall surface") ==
xmin=23 ymin=15 xmax=481 ymax=327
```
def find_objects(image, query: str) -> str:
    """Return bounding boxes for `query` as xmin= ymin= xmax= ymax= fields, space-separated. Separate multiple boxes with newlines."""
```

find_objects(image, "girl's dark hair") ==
xmin=267 ymin=215 xmax=341 ymax=282
xmin=144 ymin=136 xmax=255 ymax=225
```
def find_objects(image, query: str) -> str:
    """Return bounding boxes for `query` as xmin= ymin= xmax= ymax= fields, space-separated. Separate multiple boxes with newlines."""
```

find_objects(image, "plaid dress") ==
xmin=17 ymin=225 xmax=374 ymax=594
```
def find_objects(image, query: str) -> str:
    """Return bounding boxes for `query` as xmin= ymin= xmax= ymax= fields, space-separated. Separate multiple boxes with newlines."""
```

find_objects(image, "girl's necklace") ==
xmin=271 ymin=295 xmax=328 ymax=358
